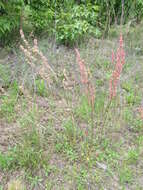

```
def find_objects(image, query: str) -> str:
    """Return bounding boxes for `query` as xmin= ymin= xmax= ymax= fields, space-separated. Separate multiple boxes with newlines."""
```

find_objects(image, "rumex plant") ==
xmin=75 ymin=48 xmax=95 ymax=109
xmin=109 ymin=33 xmax=125 ymax=99
xmin=20 ymin=29 xmax=57 ymax=85
xmin=75 ymin=48 xmax=95 ymax=142
xmin=75 ymin=34 xmax=126 ymax=142
xmin=20 ymin=29 xmax=126 ymax=147
xmin=102 ymin=33 xmax=125 ymax=129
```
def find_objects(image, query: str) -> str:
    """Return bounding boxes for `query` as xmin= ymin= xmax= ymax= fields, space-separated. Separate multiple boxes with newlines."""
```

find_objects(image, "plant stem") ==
xmin=101 ymin=99 xmax=112 ymax=131
xmin=90 ymin=104 xmax=94 ymax=145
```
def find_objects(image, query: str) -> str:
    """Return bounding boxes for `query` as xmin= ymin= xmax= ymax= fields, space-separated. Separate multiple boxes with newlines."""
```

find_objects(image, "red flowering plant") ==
xmin=75 ymin=48 xmax=95 ymax=143
xmin=101 ymin=34 xmax=126 ymax=128
xmin=109 ymin=34 xmax=125 ymax=99
xmin=75 ymin=34 xmax=126 ymax=140
xmin=102 ymin=33 xmax=126 ymax=129
xmin=75 ymin=48 xmax=95 ymax=110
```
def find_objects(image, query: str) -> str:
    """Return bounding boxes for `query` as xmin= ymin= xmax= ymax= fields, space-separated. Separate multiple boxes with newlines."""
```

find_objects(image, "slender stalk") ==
xmin=90 ymin=104 xmax=94 ymax=144
xmin=120 ymin=0 xmax=124 ymax=25
xmin=102 ymin=99 xmax=112 ymax=129
xmin=75 ymin=48 xmax=95 ymax=146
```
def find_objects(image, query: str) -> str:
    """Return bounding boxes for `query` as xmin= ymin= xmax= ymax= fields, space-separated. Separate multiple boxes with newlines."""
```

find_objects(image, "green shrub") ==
xmin=55 ymin=3 xmax=100 ymax=45
xmin=29 ymin=0 xmax=54 ymax=32
xmin=0 ymin=0 xmax=24 ymax=43
xmin=29 ymin=1 xmax=100 ymax=45
xmin=134 ymin=0 xmax=143 ymax=22
xmin=1 ymin=0 xmax=143 ymax=45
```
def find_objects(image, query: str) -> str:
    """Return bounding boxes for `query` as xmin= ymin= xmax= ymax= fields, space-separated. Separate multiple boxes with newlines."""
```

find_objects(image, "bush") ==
xmin=1 ymin=0 xmax=143 ymax=45
xmin=28 ymin=0 xmax=54 ymax=32
xmin=54 ymin=3 xmax=100 ymax=45
xmin=0 ymin=0 xmax=24 ymax=43
xmin=96 ymin=0 xmax=143 ymax=26
xmin=28 ymin=1 xmax=100 ymax=45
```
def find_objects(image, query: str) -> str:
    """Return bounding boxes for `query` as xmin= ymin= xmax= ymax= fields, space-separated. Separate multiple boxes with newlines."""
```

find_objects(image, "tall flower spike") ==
xmin=109 ymin=34 xmax=125 ymax=99
xmin=75 ymin=48 xmax=95 ymax=107
xmin=75 ymin=48 xmax=88 ymax=85
xmin=20 ymin=29 xmax=57 ymax=81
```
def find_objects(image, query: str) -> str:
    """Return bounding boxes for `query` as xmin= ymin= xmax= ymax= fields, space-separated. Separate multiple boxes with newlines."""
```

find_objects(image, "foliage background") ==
xmin=0 ymin=0 xmax=143 ymax=45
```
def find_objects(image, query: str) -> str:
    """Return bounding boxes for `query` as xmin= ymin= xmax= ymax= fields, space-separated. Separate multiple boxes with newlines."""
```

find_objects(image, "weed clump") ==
xmin=8 ymin=179 xmax=25 ymax=190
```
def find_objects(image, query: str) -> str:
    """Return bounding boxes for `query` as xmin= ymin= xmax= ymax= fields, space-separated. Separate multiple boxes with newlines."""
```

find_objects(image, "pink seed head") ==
xmin=119 ymin=33 xmax=123 ymax=48
xmin=75 ymin=48 xmax=88 ymax=85
xmin=109 ymin=34 xmax=125 ymax=99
